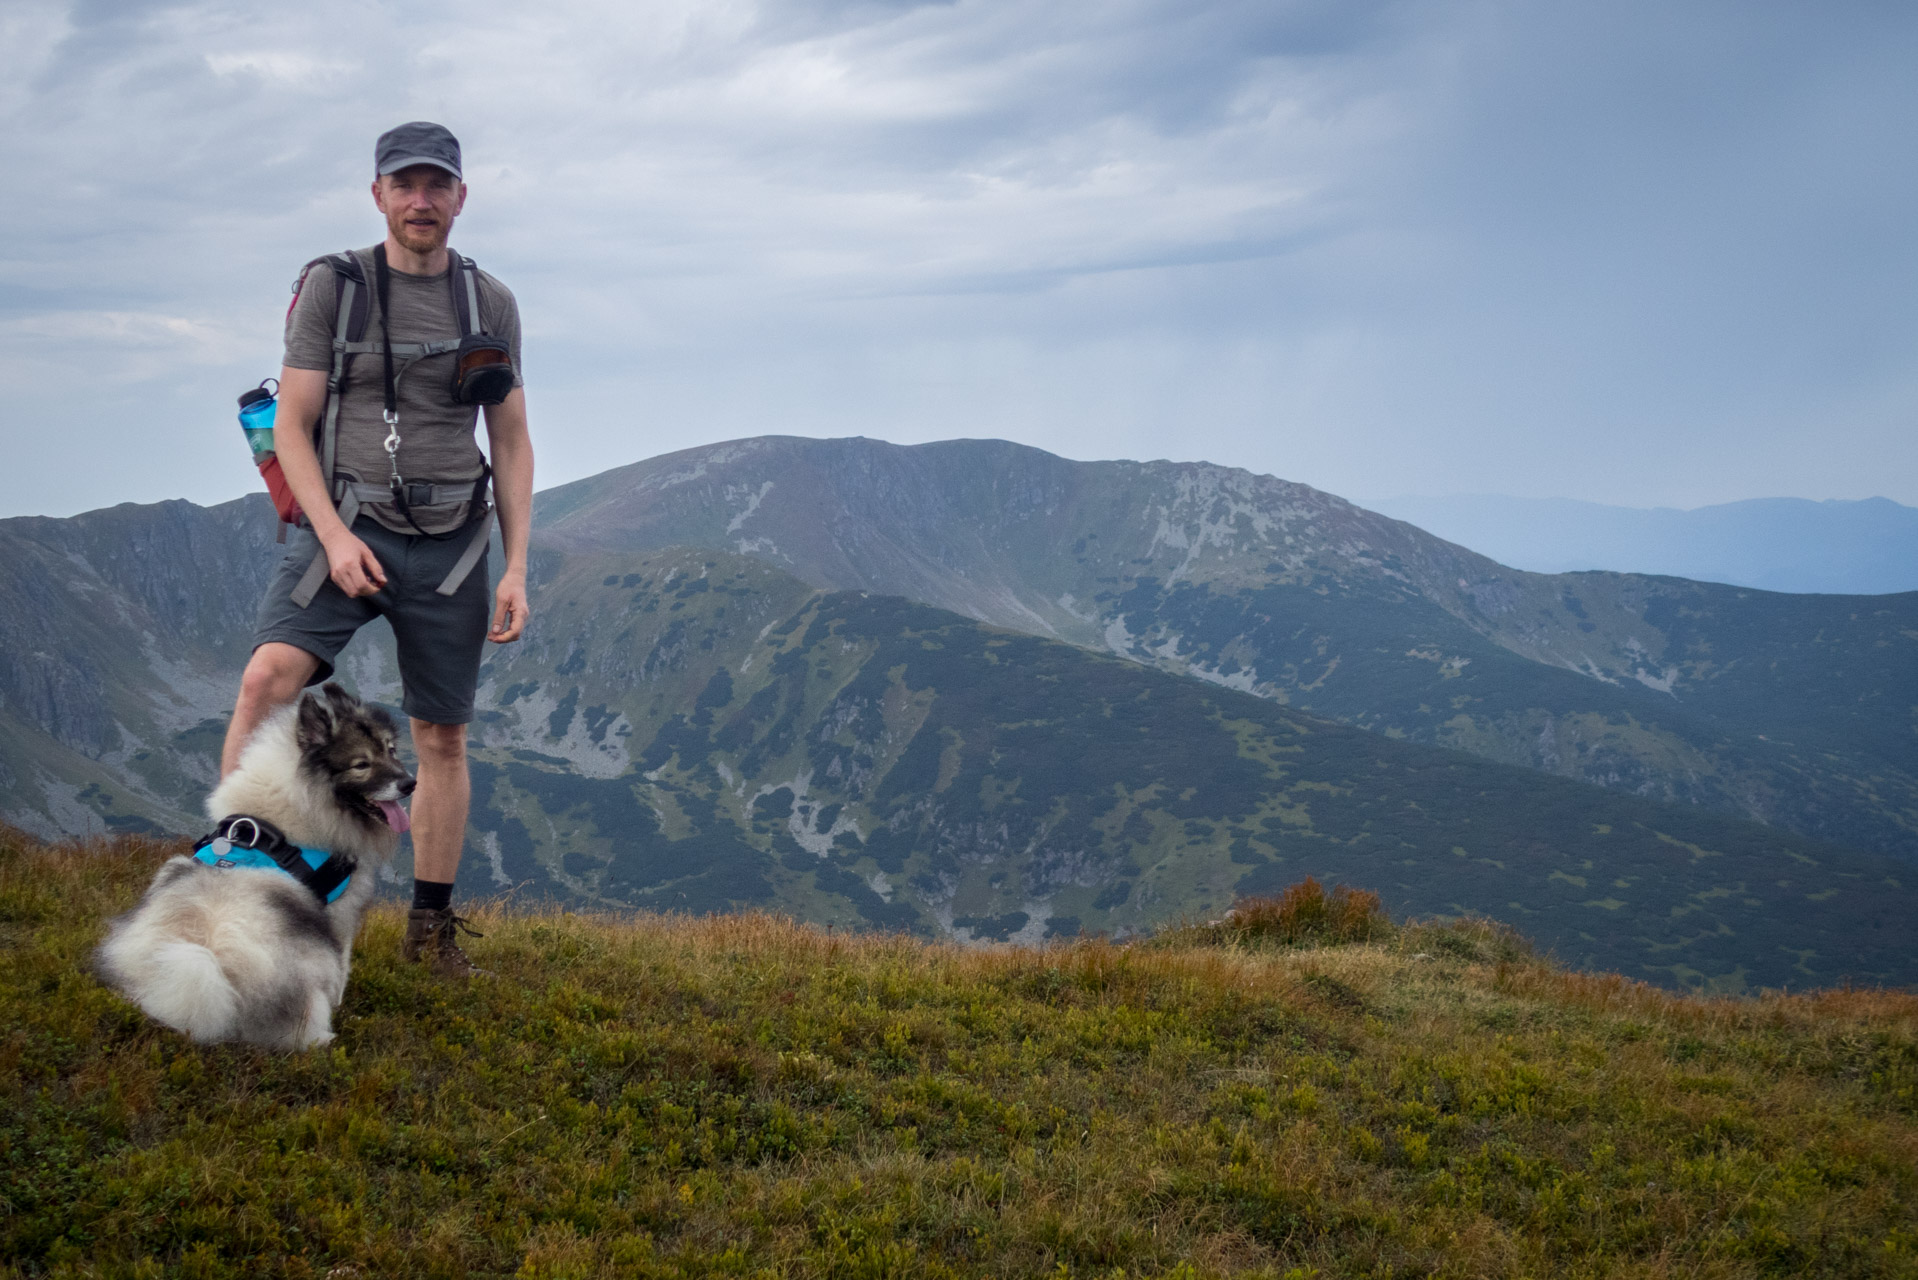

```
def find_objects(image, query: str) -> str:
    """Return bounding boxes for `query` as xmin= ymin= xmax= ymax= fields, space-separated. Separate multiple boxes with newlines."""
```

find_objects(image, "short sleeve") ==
xmin=282 ymin=259 xmax=340 ymax=372
xmin=479 ymin=274 xmax=525 ymax=388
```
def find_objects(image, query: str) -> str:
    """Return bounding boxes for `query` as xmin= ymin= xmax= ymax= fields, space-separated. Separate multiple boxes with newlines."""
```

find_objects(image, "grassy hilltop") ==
xmin=5 ymin=834 xmax=1917 ymax=1279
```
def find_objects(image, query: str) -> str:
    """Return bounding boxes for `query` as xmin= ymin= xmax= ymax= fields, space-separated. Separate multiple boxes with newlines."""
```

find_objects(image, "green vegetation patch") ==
xmin=6 ymin=834 xmax=1918 ymax=1277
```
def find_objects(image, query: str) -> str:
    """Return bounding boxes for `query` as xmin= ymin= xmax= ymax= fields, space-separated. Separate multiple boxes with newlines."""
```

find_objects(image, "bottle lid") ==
xmin=238 ymin=387 xmax=273 ymax=409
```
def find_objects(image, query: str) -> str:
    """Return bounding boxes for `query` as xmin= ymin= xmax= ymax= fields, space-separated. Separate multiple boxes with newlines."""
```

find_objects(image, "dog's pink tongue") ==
xmin=378 ymin=800 xmax=412 ymax=834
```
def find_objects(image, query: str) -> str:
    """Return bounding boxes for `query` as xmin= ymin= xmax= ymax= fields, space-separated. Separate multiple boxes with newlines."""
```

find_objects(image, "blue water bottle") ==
xmin=238 ymin=378 xmax=279 ymax=465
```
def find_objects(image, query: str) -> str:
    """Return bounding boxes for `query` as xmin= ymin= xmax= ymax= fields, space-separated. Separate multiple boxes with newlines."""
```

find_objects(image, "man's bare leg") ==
xmin=402 ymin=719 xmax=482 ymax=976
xmin=221 ymin=643 xmax=321 ymax=777
xmin=407 ymin=719 xmax=470 ymax=883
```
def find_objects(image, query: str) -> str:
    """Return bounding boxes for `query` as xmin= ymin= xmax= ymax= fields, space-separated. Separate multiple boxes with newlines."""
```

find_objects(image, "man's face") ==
xmin=371 ymin=165 xmax=467 ymax=255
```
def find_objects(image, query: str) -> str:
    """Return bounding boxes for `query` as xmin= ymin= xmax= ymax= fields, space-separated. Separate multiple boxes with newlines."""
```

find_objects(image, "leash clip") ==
xmin=382 ymin=409 xmax=401 ymax=455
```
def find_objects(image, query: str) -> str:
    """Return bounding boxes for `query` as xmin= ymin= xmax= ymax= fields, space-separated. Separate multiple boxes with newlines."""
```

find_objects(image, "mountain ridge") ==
xmin=455 ymin=542 xmax=1916 ymax=990
xmin=530 ymin=436 xmax=1918 ymax=857
xmin=3 ymin=438 xmax=1913 ymax=990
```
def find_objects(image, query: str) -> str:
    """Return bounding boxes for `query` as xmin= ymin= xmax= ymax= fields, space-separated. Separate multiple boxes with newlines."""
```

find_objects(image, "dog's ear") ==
xmin=321 ymin=681 xmax=359 ymax=720
xmin=364 ymin=702 xmax=398 ymax=737
xmin=296 ymin=691 xmax=334 ymax=752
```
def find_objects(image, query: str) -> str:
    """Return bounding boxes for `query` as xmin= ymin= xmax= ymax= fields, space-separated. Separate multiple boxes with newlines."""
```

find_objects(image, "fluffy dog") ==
xmin=96 ymin=683 xmax=415 ymax=1050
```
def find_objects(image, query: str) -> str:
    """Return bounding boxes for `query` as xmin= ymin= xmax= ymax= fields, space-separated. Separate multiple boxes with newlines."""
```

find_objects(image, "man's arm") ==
xmin=483 ymin=387 xmax=534 ymax=643
xmin=272 ymin=367 xmax=387 ymax=597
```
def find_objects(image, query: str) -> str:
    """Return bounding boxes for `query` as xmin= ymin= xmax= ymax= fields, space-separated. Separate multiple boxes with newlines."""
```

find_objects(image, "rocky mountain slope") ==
xmin=534 ymin=437 xmax=1918 ymax=857
xmin=3 ymin=443 xmax=1913 ymax=990
xmin=449 ymin=545 xmax=1915 ymax=991
xmin=0 ymin=497 xmax=279 ymax=838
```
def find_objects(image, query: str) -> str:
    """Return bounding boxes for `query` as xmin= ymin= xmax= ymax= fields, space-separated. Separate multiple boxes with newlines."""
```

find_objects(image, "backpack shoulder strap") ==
xmin=315 ymin=250 xmax=370 ymax=491
xmin=288 ymin=253 xmax=368 ymax=336
xmin=447 ymin=248 xmax=487 ymax=337
xmin=324 ymin=250 xmax=370 ymax=342
xmin=287 ymin=249 xmax=379 ymax=608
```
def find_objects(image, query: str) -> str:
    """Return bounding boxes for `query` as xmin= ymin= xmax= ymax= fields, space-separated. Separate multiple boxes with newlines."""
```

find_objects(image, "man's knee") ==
xmin=239 ymin=644 xmax=317 ymax=707
xmin=410 ymin=719 xmax=469 ymax=767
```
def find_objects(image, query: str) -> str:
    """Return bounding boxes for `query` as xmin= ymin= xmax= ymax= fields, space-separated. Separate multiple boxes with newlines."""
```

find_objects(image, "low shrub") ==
xmin=1231 ymin=878 xmax=1387 ymax=944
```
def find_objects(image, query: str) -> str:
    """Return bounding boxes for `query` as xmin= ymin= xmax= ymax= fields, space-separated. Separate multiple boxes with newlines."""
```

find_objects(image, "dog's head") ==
xmin=296 ymin=682 xmax=416 ymax=836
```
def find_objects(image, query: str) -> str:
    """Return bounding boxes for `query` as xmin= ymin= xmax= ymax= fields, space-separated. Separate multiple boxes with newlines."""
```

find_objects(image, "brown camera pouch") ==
xmin=451 ymin=334 xmax=514 ymax=405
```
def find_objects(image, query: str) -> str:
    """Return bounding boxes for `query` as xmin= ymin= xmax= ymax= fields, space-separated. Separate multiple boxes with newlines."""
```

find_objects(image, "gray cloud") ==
xmin=1 ymin=0 xmax=1913 ymax=518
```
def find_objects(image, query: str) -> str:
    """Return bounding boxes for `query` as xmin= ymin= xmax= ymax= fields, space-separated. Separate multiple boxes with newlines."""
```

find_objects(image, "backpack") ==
xmin=278 ymin=248 xmax=501 ymax=608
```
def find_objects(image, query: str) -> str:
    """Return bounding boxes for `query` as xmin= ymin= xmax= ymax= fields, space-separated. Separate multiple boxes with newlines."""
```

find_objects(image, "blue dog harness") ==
xmin=191 ymin=814 xmax=357 ymax=906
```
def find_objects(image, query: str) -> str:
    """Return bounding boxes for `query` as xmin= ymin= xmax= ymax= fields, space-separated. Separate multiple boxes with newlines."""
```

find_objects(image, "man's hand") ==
xmin=489 ymin=569 xmax=529 ymax=643
xmin=321 ymin=527 xmax=387 ymax=598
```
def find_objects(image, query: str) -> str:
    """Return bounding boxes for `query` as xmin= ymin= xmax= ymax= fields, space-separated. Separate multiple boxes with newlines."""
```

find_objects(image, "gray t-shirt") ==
xmin=284 ymin=246 xmax=523 ymax=535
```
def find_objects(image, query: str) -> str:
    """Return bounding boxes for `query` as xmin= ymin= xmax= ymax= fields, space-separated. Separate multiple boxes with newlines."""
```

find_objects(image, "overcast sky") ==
xmin=3 ymin=0 xmax=1914 ymax=519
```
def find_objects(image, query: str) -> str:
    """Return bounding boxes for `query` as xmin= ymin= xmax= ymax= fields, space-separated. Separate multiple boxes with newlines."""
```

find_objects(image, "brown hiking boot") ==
xmin=402 ymin=907 xmax=489 ymax=978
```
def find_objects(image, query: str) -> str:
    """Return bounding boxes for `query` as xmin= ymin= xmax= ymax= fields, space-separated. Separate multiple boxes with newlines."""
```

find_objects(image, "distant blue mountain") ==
xmin=1361 ymin=494 xmax=1918 ymax=595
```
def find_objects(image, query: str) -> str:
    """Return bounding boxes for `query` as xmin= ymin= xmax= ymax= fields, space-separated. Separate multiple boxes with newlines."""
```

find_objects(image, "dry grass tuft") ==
xmin=1160 ymin=877 xmax=1393 ymax=951
xmin=1233 ymin=878 xmax=1388 ymax=945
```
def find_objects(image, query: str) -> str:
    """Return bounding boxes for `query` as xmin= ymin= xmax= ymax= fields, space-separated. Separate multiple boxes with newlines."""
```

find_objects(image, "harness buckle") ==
xmin=406 ymin=482 xmax=435 ymax=507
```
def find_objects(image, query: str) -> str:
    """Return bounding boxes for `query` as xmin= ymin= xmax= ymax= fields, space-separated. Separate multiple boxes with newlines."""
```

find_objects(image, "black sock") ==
xmin=411 ymin=879 xmax=454 ymax=913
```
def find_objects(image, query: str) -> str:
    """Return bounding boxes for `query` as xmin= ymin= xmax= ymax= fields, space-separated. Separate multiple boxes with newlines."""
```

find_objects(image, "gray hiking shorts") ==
xmin=253 ymin=516 xmax=490 ymax=725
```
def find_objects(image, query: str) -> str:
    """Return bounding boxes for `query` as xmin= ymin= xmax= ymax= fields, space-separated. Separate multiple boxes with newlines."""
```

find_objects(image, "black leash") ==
xmin=372 ymin=244 xmax=472 ymax=542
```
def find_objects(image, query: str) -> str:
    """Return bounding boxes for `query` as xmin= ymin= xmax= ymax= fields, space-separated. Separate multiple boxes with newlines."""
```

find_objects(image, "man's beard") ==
xmin=389 ymin=212 xmax=448 ymax=254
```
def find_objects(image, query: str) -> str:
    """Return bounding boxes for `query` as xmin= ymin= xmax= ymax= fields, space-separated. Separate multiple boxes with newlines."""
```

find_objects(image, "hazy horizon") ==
xmin=5 ymin=431 xmax=1913 ymax=523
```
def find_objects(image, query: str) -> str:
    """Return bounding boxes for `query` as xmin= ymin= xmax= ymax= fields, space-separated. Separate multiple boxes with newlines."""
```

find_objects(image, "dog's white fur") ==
xmin=96 ymin=701 xmax=404 ymax=1050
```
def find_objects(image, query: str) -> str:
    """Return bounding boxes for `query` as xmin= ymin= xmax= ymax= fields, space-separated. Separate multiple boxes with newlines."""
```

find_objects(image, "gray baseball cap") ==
xmin=375 ymin=121 xmax=462 ymax=180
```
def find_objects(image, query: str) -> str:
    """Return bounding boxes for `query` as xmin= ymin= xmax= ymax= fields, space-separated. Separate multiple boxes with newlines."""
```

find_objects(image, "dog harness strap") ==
xmin=300 ymin=852 xmax=357 ymax=903
xmin=213 ymin=812 xmax=292 ymax=855
xmin=192 ymin=814 xmax=356 ymax=906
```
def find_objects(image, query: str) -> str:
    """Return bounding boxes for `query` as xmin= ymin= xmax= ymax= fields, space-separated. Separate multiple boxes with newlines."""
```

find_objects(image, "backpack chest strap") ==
xmin=335 ymin=338 xmax=463 ymax=358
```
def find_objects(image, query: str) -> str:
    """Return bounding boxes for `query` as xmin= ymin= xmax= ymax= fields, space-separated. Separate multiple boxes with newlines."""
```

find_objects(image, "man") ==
xmin=221 ymin=121 xmax=534 ymax=978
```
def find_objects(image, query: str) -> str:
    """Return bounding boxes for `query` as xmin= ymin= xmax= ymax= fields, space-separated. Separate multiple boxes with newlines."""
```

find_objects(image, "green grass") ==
xmin=5 ymin=831 xmax=1917 ymax=1278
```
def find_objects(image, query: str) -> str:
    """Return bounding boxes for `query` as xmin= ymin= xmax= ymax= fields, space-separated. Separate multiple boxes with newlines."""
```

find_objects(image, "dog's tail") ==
xmin=126 ymin=941 xmax=243 ymax=1042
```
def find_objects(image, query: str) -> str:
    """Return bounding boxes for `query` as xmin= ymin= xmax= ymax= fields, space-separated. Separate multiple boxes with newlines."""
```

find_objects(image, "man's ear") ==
xmin=454 ymin=181 xmax=468 ymax=216
xmin=371 ymin=176 xmax=387 ymax=213
xmin=297 ymin=693 xmax=333 ymax=752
